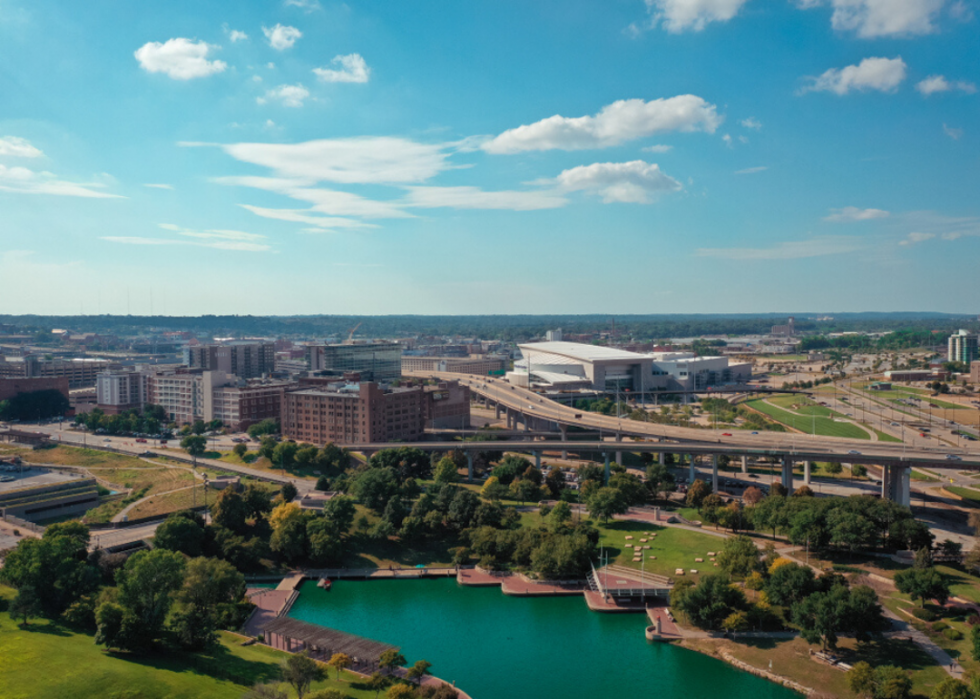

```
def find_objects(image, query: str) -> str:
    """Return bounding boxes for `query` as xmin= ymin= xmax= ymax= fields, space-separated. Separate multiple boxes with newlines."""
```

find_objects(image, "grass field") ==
xmin=218 ymin=452 xmax=320 ymax=481
xmin=0 ymin=586 xmax=375 ymax=699
xmin=745 ymin=398 xmax=871 ymax=440
xmin=944 ymin=486 xmax=980 ymax=505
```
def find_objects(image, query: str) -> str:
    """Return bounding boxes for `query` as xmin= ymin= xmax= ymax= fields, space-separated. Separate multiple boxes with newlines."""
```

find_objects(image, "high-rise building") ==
xmin=0 ymin=355 xmax=118 ymax=389
xmin=305 ymin=342 xmax=402 ymax=382
xmin=184 ymin=342 xmax=275 ymax=379
xmin=95 ymin=370 xmax=147 ymax=414
xmin=948 ymin=330 xmax=978 ymax=363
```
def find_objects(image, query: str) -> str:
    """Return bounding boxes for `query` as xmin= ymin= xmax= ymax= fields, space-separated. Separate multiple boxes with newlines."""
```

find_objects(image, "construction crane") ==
xmin=345 ymin=322 xmax=362 ymax=344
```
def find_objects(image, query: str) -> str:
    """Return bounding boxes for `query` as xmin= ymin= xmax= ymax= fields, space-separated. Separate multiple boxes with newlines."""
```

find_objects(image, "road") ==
xmin=409 ymin=371 xmax=980 ymax=467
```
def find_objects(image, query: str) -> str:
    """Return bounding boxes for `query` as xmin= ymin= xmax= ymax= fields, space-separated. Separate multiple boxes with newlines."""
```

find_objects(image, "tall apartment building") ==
xmin=184 ymin=341 xmax=275 ymax=379
xmin=0 ymin=355 xmax=118 ymax=389
xmin=305 ymin=342 xmax=402 ymax=382
xmin=143 ymin=368 xmax=295 ymax=430
xmin=282 ymin=379 xmax=470 ymax=445
xmin=95 ymin=370 xmax=147 ymax=414
xmin=401 ymin=355 xmax=506 ymax=376
xmin=948 ymin=330 xmax=978 ymax=364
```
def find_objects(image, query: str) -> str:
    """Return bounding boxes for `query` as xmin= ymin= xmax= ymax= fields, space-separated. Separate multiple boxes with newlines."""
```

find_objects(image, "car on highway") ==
xmin=135 ymin=438 xmax=147 ymax=443
xmin=750 ymin=431 xmax=759 ymax=435
xmin=848 ymin=450 xmax=862 ymax=455
xmin=0 ymin=475 xmax=15 ymax=483
xmin=946 ymin=454 xmax=962 ymax=461
xmin=722 ymin=433 xmax=732 ymax=437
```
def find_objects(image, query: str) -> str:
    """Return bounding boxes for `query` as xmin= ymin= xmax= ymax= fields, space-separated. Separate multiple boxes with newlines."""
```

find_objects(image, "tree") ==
xmin=367 ymin=673 xmax=389 ymax=699
xmin=792 ymin=584 xmax=851 ymax=650
xmin=480 ymin=476 xmax=508 ymax=501
xmin=765 ymin=562 xmax=815 ymax=607
xmin=387 ymin=686 xmax=415 ymax=699
xmin=379 ymin=649 xmax=407 ymax=675
xmin=351 ymin=467 xmax=401 ymax=512
xmin=243 ymin=683 xmax=289 ymax=699
xmin=742 ymin=486 xmax=764 ymax=507
xmin=154 ymin=511 xmax=205 ymax=557
xmin=273 ymin=441 xmax=299 ymax=470
xmin=686 ymin=479 xmax=711 ymax=509
xmin=434 ymin=457 xmax=459 ymax=484
xmin=824 ymin=461 xmax=843 ymax=477
xmin=848 ymin=661 xmax=877 ymax=698
xmin=586 ymin=487 xmax=628 ymax=523
xmin=548 ymin=500 xmax=573 ymax=532
xmin=281 ymin=482 xmax=298 ymax=503
xmin=271 ymin=516 xmax=309 ymax=564
xmin=895 ymin=567 xmax=950 ymax=607
xmin=281 ymin=652 xmax=324 ymax=699
xmin=716 ymin=535 xmax=759 ymax=580
xmin=181 ymin=435 xmax=207 ymax=461
xmin=852 ymin=464 xmax=868 ymax=479
xmin=677 ymin=574 xmax=747 ymax=630
xmin=609 ymin=472 xmax=646 ymax=506
xmin=509 ymin=478 xmax=542 ymax=505
xmin=971 ymin=624 xmax=980 ymax=662
xmin=248 ymin=418 xmax=279 ymax=439
xmin=721 ymin=611 xmax=749 ymax=634
xmin=323 ymin=496 xmax=357 ymax=534
xmin=545 ymin=467 xmax=565 ymax=498
xmin=930 ymin=678 xmax=972 ymax=699
xmin=211 ymin=488 xmax=250 ymax=533
xmin=326 ymin=652 xmax=353 ymax=681
xmin=9 ymin=585 xmax=40 ymax=626
xmin=793 ymin=485 xmax=815 ymax=498
xmin=406 ymin=660 xmax=432 ymax=686
xmin=233 ymin=442 xmax=248 ymax=459
xmin=170 ymin=557 xmax=245 ymax=650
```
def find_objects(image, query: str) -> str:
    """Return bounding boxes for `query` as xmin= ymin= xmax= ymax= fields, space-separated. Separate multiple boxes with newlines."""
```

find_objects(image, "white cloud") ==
xmin=217 ymin=176 xmax=411 ymax=218
xmin=740 ymin=117 xmax=762 ymax=130
xmin=801 ymin=56 xmax=906 ymax=95
xmin=697 ymin=235 xmax=863 ymax=260
xmin=644 ymin=0 xmax=751 ymax=33
xmin=239 ymin=204 xmax=379 ymax=229
xmin=828 ymin=0 xmax=946 ymax=37
xmin=0 ymin=164 xmax=123 ymax=198
xmin=263 ymin=24 xmax=302 ymax=51
xmin=916 ymin=75 xmax=977 ymax=95
xmin=102 ymin=236 xmax=269 ymax=252
xmin=943 ymin=123 xmax=963 ymax=140
xmin=284 ymin=0 xmax=321 ymax=9
xmin=552 ymin=160 xmax=681 ymax=204
xmin=215 ymin=137 xmax=454 ymax=184
xmin=0 ymin=136 xmax=43 ymax=158
xmin=824 ymin=206 xmax=890 ymax=222
xmin=722 ymin=134 xmax=733 ymax=148
xmin=734 ymin=166 xmax=768 ymax=174
xmin=257 ymin=84 xmax=310 ymax=108
xmin=401 ymin=186 xmax=568 ymax=211
xmin=642 ymin=144 xmax=673 ymax=153
xmin=228 ymin=29 xmax=248 ymax=42
xmin=483 ymin=95 xmax=722 ymax=154
xmin=143 ymin=183 xmax=174 ymax=190
xmin=134 ymin=38 xmax=227 ymax=80
xmin=898 ymin=231 xmax=936 ymax=245
xmin=313 ymin=54 xmax=370 ymax=83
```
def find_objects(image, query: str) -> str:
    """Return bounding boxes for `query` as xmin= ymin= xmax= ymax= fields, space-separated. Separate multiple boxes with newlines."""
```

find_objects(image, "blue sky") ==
xmin=1 ymin=0 xmax=977 ymax=316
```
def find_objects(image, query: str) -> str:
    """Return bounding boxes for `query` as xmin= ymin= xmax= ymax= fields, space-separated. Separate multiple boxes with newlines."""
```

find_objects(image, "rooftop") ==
xmin=262 ymin=617 xmax=397 ymax=663
xmin=519 ymin=341 xmax=650 ymax=363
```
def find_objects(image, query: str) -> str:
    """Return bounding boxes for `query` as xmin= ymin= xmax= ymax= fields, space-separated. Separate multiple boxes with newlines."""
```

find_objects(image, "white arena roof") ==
xmin=519 ymin=341 xmax=649 ymax=363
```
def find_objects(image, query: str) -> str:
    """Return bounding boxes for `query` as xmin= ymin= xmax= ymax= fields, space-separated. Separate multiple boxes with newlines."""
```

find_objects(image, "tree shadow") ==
xmin=123 ymin=641 xmax=282 ymax=687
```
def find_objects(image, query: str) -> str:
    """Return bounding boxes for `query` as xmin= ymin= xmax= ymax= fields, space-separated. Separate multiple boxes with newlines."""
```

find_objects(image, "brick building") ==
xmin=184 ymin=341 xmax=276 ymax=379
xmin=0 ymin=376 xmax=70 ymax=404
xmin=0 ymin=356 xmax=118 ymax=389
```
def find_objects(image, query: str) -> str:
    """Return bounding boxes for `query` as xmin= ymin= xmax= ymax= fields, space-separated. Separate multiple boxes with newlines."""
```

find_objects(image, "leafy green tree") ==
xmin=9 ymin=585 xmax=40 ymax=626
xmin=492 ymin=455 xmax=531 ymax=485
xmin=645 ymin=462 xmax=676 ymax=501
xmin=243 ymin=683 xmax=288 ymax=699
xmin=154 ymin=511 xmax=205 ymax=557
xmin=378 ymin=649 xmax=407 ymax=675
xmin=676 ymin=574 xmax=747 ymax=630
xmin=280 ymin=652 xmax=324 ymax=699
xmin=295 ymin=446 xmax=318 ymax=467
xmin=929 ymin=677 xmax=971 ymax=699
xmin=765 ymin=562 xmax=815 ymax=607
xmin=972 ymin=624 xmax=980 ymax=662
xmin=685 ymin=479 xmax=712 ymax=509
xmin=259 ymin=436 xmax=278 ymax=461
xmin=851 ymin=464 xmax=868 ymax=479
xmin=716 ymin=535 xmax=759 ymax=580
xmin=721 ymin=611 xmax=749 ymax=634
xmin=247 ymin=418 xmax=279 ymax=439
xmin=608 ymin=472 xmax=646 ymax=506
xmin=326 ymin=652 xmax=352 ymax=681
xmin=323 ymin=496 xmax=357 ymax=533
xmin=170 ymin=557 xmax=245 ymax=649
xmin=307 ymin=517 xmax=345 ymax=566
xmin=434 ymin=457 xmax=459 ymax=484
xmin=545 ymin=467 xmax=565 ymax=498
xmin=281 ymin=482 xmax=298 ymax=503
xmin=271 ymin=516 xmax=309 ymax=564
xmin=211 ymin=487 xmax=251 ymax=534
xmin=480 ymin=476 xmax=508 ymax=501
xmin=233 ymin=443 xmax=248 ymax=459
xmin=367 ymin=673 xmax=389 ymax=699
xmin=181 ymin=435 xmax=207 ymax=462
xmin=351 ymin=467 xmax=401 ymax=512
xmin=824 ymin=461 xmax=843 ymax=477
xmin=548 ymin=500 xmax=573 ymax=532
xmin=509 ymin=478 xmax=542 ymax=505
xmin=792 ymin=584 xmax=851 ymax=650
xmin=586 ymin=487 xmax=628 ymax=523
xmin=406 ymin=660 xmax=432 ymax=686
xmin=848 ymin=661 xmax=876 ymax=698
xmin=191 ymin=420 xmax=207 ymax=435
xmin=273 ymin=441 xmax=299 ymax=469
xmin=895 ymin=567 xmax=950 ymax=607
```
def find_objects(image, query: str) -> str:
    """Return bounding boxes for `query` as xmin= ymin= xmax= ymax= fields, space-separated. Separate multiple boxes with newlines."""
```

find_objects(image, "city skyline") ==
xmin=1 ymin=0 xmax=977 ymax=315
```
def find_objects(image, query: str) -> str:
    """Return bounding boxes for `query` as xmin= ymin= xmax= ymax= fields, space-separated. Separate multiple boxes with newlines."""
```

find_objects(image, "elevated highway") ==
xmin=403 ymin=371 xmax=980 ymax=507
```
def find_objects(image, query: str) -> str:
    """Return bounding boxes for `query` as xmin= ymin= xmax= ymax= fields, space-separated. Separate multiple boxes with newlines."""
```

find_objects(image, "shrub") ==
xmin=912 ymin=607 xmax=938 ymax=621
xmin=967 ymin=614 xmax=980 ymax=626
xmin=943 ymin=627 xmax=964 ymax=641
xmin=932 ymin=621 xmax=950 ymax=632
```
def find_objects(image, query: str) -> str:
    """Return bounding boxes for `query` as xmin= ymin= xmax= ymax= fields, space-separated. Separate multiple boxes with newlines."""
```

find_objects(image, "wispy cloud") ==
xmin=739 ymin=117 xmax=762 ymax=130
xmin=800 ymin=56 xmax=906 ymax=95
xmin=143 ymin=183 xmax=174 ymax=190
xmin=734 ymin=166 xmax=768 ymax=175
xmin=824 ymin=206 xmax=889 ymax=222
xmin=0 ymin=136 xmax=43 ymax=158
xmin=102 ymin=224 xmax=270 ymax=252
xmin=0 ymin=164 xmax=123 ymax=198
xmin=943 ymin=123 xmax=963 ymax=140
xmin=697 ymin=235 xmax=863 ymax=260
xmin=313 ymin=54 xmax=370 ymax=84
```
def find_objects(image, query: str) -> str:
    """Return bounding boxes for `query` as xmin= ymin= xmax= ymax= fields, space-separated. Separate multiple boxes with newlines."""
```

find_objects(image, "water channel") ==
xmin=289 ymin=577 xmax=798 ymax=699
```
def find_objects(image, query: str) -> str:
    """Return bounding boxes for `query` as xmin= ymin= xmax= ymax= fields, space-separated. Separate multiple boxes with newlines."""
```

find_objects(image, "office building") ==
xmin=771 ymin=317 xmax=796 ymax=337
xmin=0 ymin=376 xmax=70 ymax=404
xmin=95 ymin=370 xmax=147 ymax=414
xmin=948 ymin=330 xmax=978 ymax=364
xmin=184 ymin=341 xmax=275 ymax=379
xmin=401 ymin=355 xmax=506 ymax=376
xmin=0 ymin=355 xmax=118 ymax=389
xmin=305 ymin=342 xmax=402 ymax=382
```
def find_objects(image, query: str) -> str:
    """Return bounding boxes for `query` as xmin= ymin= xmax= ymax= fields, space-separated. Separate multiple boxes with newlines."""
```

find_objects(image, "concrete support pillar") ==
xmin=803 ymin=461 xmax=811 ymax=486
xmin=658 ymin=452 xmax=665 ymax=466
xmin=712 ymin=454 xmax=719 ymax=493
xmin=615 ymin=434 xmax=623 ymax=465
xmin=495 ymin=403 xmax=501 ymax=420
xmin=781 ymin=456 xmax=793 ymax=491
xmin=523 ymin=415 xmax=530 ymax=432
xmin=688 ymin=454 xmax=696 ymax=484
xmin=559 ymin=424 xmax=568 ymax=460
xmin=535 ymin=451 xmax=541 ymax=470
xmin=898 ymin=465 xmax=911 ymax=508
xmin=741 ymin=455 xmax=748 ymax=474
xmin=604 ymin=453 xmax=611 ymax=485
xmin=467 ymin=454 xmax=474 ymax=484
xmin=880 ymin=464 xmax=890 ymax=500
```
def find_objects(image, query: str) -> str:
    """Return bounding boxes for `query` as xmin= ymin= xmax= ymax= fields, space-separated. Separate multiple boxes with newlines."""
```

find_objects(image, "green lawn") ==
xmin=745 ymin=399 xmax=871 ymax=440
xmin=0 ymin=587 xmax=375 ymax=699
xmin=593 ymin=519 xmax=726 ymax=581
xmin=945 ymin=486 xmax=980 ymax=506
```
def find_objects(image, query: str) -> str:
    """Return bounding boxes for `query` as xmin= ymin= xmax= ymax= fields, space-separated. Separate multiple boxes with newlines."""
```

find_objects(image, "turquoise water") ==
xmin=289 ymin=578 xmax=798 ymax=699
